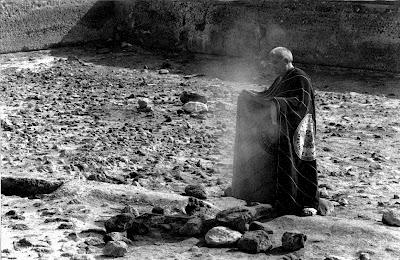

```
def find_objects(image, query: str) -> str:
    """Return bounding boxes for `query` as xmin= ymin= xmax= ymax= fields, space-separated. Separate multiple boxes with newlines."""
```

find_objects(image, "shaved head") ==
xmin=269 ymin=47 xmax=293 ymax=63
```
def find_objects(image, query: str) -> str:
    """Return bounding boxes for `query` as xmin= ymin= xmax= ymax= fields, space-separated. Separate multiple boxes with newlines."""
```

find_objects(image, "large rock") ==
xmin=382 ymin=210 xmax=400 ymax=227
xmin=237 ymin=230 xmax=273 ymax=253
xmin=281 ymin=232 xmax=307 ymax=251
xmin=102 ymin=241 xmax=128 ymax=257
xmin=104 ymin=213 xmax=136 ymax=233
xmin=182 ymin=102 xmax=208 ymax=113
xmin=180 ymin=91 xmax=207 ymax=104
xmin=204 ymin=226 xmax=242 ymax=247
xmin=184 ymin=184 xmax=207 ymax=200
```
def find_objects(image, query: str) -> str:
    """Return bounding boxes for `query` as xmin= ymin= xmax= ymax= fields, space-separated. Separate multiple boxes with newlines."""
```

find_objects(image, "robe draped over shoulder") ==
xmin=232 ymin=68 xmax=319 ymax=215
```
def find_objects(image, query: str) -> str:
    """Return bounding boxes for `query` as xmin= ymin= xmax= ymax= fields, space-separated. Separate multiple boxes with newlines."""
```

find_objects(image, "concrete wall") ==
xmin=0 ymin=0 xmax=116 ymax=53
xmin=114 ymin=0 xmax=400 ymax=72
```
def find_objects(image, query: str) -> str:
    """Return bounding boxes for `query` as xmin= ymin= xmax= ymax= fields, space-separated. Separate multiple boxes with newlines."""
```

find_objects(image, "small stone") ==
xmin=58 ymin=223 xmax=74 ymax=229
xmin=138 ymin=98 xmax=150 ymax=109
xmin=179 ymin=217 xmax=203 ymax=237
xmin=281 ymin=232 xmax=307 ymax=251
xmin=182 ymin=102 xmax=208 ymax=113
xmin=10 ymin=223 xmax=29 ymax=230
xmin=159 ymin=69 xmax=170 ymax=74
xmin=324 ymin=256 xmax=347 ymax=260
xmin=185 ymin=197 xmax=205 ymax=216
xmin=248 ymin=221 xmax=274 ymax=234
xmin=126 ymin=220 xmax=150 ymax=239
xmin=121 ymin=206 xmax=140 ymax=217
xmin=185 ymin=184 xmax=207 ymax=200
xmin=205 ymin=226 xmax=242 ymax=247
xmin=5 ymin=210 xmax=17 ymax=216
xmin=84 ymin=237 xmax=104 ymax=246
xmin=152 ymin=206 xmax=164 ymax=215
xmin=382 ymin=210 xmax=400 ymax=227
xmin=237 ymin=230 xmax=273 ymax=253
xmin=338 ymin=198 xmax=349 ymax=206
xmin=71 ymin=254 xmax=96 ymax=260
xmin=394 ymin=194 xmax=399 ymax=199
xmin=104 ymin=232 xmax=127 ymax=243
xmin=319 ymin=187 xmax=329 ymax=198
xmin=13 ymin=238 xmax=33 ymax=250
xmin=1 ymin=117 xmax=13 ymax=131
xmin=67 ymin=232 xmax=79 ymax=241
xmin=105 ymin=213 xmax=136 ymax=233
xmin=103 ymin=241 xmax=128 ymax=257
xmin=223 ymin=187 xmax=232 ymax=197
xmin=318 ymin=198 xmax=335 ymax=216
xmin=359 ymin=252 xmax=371 ymax=260
xmin=137 ymin=106 xmax=153 ymax=113
xmin=180 ymin=91 xmax=207 ymax=104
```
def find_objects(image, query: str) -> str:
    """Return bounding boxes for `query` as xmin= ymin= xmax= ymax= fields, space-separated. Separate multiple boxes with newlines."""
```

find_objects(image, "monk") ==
xmin=233 ymin=47 xmax=319 ymax=216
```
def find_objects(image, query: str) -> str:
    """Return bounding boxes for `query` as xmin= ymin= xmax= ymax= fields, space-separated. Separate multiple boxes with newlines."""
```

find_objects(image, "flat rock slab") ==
xmin=52 ymin=180 xmax=190 ymax=213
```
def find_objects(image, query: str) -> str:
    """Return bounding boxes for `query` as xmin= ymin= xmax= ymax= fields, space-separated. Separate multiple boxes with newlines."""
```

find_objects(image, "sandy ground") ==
xmin=1 ymin=46 xmax=400 ymax=259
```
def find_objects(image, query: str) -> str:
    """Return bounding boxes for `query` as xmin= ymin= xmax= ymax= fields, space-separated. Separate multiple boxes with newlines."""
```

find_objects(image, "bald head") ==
xmin=269 ymin=47 xmax=293 ymax=63
xmin=265 ymin=47 xmax=294 ymax=76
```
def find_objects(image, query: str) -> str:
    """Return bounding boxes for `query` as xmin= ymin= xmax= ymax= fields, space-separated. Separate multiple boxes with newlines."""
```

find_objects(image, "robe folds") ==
xmin=232 ymin=67 xmax=319 ymax=215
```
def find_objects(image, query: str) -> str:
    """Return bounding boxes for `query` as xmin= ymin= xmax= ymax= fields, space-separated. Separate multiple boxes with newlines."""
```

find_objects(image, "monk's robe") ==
xmin=232 ymin=67 xmax=319 ymax=215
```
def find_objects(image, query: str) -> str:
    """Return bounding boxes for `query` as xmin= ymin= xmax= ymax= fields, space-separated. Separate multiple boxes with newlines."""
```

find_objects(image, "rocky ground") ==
xmin=1 ymin=45 xmax=400 ymax=260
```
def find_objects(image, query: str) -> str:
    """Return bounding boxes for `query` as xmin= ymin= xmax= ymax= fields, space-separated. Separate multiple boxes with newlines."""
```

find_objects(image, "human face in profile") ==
xmin=268 ymin=54 xmax=287 ymax=76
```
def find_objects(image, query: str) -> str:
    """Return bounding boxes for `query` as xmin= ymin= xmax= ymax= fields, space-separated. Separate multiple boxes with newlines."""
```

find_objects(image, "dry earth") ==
xmin=1 ymin=46 xmax=400 ymax=260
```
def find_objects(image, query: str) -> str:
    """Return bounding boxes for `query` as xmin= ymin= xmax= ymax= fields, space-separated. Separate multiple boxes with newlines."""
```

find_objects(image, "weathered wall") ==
xmin=114 ymin=0 xmax=400 ymax=72
xmin=0 ymin=0 xmax=115 ymax=53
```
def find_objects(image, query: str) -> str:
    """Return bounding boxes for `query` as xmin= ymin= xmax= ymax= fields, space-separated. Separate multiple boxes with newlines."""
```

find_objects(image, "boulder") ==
xmin=102 ymin=241 xmax=128 ymax=257
xmin=182 ymin=102 xmax=208 ymax=113
xmin=281 ymin=232 xmax=307 ymax=251
xmin=248 ymin=221 xmax=274 ymax=234
xmin=180 ymin=91 xmax=207 ymax=104
xmin=237 ymin=230 xmax=273 ymax=253
xmin=204 ymin=226 xmax=242 ymax=247
xmin=104 ymin=213 xmax=136 ymax=233
xmin=184 ymin=184 xmax=207 ymax=200
xmin=382 ymin=210 xmax=400 ymax=227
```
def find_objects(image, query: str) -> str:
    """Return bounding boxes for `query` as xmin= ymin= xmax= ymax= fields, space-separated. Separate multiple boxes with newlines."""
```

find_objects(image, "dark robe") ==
xmin=233 ymin=67 xmax=319 ymax=215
